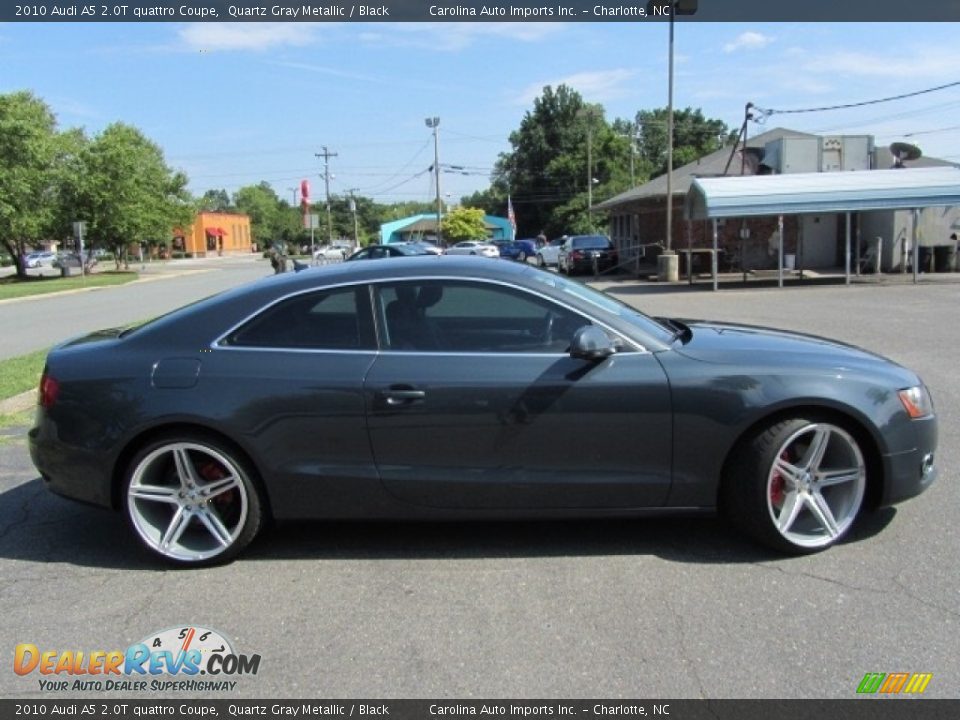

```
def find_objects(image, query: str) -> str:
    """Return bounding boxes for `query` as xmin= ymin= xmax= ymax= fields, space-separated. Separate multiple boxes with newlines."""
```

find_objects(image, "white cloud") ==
xmin=723 ymin=31 xmax=775 ymax=53
xmin=178 ymin=23 xmax=317 ymax=52
xmin=370 ymin=22 xmax=563 ymax=52
xmin=801 ymin=48 xmax=960 ymax=80
xmin=513 ymin=69 xmax=637 ymax=106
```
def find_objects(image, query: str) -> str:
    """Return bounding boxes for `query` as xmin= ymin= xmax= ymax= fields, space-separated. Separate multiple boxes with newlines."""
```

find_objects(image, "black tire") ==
xmin=123 ymin=432 xmax=264 ymax=566
xmin=517 ymin=251 xmax=527 ymax=262
xmin=721 ymin=416 xmax=867 ymax=554
xmin=536 ymin=254 xmax=545 ymax=268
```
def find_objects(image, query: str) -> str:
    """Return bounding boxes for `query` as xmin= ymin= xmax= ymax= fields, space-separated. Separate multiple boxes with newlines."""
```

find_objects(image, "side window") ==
xmin=377 ymin=281 xmax=589 ymax=353
xmin=225 ymin=285 xmax=373 ymax=350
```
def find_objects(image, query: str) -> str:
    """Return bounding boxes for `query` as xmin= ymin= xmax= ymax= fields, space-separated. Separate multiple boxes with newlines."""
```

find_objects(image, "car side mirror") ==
xmin=569 ymin=326 xmax=616 ymax=362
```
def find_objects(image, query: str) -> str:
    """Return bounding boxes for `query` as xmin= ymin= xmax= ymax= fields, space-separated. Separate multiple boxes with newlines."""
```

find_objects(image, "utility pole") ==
xmin=425 ymin=117 xmax=442 ymax=246
xmin=578 ymin=106 xmax=599 ymax=231
xmin=587 ymin=121 xmax=593 ymax=218
xmin=315 ymin=146 xmax=338 ymax=245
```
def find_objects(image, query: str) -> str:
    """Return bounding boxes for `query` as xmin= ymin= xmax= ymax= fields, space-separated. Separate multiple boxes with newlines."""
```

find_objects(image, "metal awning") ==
xmin=685 ymin=167 xmax=960 ymax=220
xmin=683 ymin=167 xmax=960 ymax=290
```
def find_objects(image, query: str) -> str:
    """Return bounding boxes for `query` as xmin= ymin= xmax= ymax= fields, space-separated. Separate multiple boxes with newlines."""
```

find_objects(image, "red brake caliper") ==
xmin=770 ymin=451 xmax=788 ymax=507
xmin=198 ymin=461 xmax=233 ymax=505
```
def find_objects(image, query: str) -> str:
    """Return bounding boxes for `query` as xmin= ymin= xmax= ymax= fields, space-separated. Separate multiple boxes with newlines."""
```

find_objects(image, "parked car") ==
xmin=558 ymin=235 xmax=619 ymax=275
xmin=314 ymin=244 xmax=350 ymax=261
xmin=53 ymin=251 xmax=98 ymax=271
xmin=24 ymin=251 xmax=56 ymax=269
xmin=400 ymin=241 xmax=443 ymax=255
xmin=536 ymin=237 xmax=566 ymax=267
xmin=345 ymin=244 xmax=435 ymax=261
xmin=445 ymin=240 xmax=499 ymax=258
xmin=30 ymin=256 xmax=937 ymax=565
xmin=494 ymin=239 xmax=537 ymax=262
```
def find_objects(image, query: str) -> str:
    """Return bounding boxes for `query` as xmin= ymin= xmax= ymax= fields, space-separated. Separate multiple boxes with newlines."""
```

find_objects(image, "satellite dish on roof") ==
xmin=890 ymin=142 xmax=922 ymax=168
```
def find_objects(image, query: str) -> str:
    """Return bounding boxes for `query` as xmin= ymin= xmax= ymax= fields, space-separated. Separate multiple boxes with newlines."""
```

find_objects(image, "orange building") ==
xmin=173 ymin=211 xmax=254 ymax=257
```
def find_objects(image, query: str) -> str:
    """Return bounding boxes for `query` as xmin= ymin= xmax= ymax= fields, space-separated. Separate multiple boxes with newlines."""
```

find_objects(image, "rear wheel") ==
xmin=124 ymin=433 xmax=263 ymax=566
xmin=517 ymin=251 xmax=527 ymax=262
xmin=722 ymin=418 xmax=867 ymax=553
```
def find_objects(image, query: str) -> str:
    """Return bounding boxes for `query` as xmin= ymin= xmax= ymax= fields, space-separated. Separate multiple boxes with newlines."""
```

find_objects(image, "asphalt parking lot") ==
xmin=1 ymin=277 xmax=957 ymax=700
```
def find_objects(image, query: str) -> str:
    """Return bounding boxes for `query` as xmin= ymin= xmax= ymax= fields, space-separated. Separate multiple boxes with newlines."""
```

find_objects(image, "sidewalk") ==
xmin=588 ymin=265 xmax=960 ymax=293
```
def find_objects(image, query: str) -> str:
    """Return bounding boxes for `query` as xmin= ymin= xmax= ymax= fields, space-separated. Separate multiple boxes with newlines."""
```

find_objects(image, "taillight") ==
xmin=39 ymin=370 xmax=60 ymax=409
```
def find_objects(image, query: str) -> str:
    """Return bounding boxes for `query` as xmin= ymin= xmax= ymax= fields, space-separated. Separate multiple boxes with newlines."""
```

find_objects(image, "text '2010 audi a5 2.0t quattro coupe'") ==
xmin=29 ymin=256 xmax=937 ymax=566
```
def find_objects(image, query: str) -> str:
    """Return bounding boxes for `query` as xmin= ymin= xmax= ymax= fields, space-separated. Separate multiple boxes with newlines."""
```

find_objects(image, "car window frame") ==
xmin=215 ymin=281 xmax=378 ymax=353
xmin=370 ymin=276 xmax=643 ymax=356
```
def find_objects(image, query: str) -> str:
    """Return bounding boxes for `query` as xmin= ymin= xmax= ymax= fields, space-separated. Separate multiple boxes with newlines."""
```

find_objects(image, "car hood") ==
xmin=669 ymin=319 xmax=911 ymax=376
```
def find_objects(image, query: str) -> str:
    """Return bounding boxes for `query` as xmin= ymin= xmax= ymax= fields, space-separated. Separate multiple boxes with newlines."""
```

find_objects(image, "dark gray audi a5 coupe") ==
xmin=29 ymin=256 xmax=937 ymax=565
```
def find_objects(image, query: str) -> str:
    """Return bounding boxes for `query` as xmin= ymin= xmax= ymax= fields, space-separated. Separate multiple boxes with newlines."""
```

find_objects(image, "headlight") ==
xmin=898 ymin=385 xmax=934 ymax=419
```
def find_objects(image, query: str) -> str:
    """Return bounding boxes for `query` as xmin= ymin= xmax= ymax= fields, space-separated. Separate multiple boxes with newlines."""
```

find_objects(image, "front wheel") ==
xmin=536 ymin=254 xmax=545 ymax=268
xmin=124 ymin=434 xmax=263 ymax=566
xmin=721 ymin=418 xmax=867 ymax=554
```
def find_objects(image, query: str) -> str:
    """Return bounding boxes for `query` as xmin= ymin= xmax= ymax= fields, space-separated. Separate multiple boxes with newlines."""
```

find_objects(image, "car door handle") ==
xmin=380 ymin=389 xmax=426 ymax=406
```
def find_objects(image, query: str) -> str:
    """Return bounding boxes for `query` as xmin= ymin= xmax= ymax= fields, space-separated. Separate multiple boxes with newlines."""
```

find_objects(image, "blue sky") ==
xmin=3 ymin=21 xmax=960 ymax=206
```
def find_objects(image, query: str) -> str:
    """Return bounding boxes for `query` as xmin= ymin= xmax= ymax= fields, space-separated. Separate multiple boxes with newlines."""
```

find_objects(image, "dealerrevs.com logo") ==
xmin=856 ymin=672 xmax=933 ymax=695
xmin=14 ymin=626 xmax=261 ymax=692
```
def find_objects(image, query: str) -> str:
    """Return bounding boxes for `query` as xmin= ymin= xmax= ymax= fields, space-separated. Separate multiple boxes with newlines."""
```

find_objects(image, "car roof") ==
xmin=127 ymin=255 xmax=672 ymax=354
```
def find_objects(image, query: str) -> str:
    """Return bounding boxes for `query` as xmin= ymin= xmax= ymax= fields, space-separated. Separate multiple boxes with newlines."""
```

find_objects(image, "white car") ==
xmin=535 ymin=237 xmax=566 ymax=267
xmin=24 ymin=251 xmax=56 ymax=268
xmin=445 ymin=241 xmax=499 ymax=258
xmin=313 ymin=244 xmax=351 ymax=261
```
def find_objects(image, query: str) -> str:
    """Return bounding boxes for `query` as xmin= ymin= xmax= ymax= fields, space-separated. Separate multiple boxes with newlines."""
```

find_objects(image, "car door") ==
xmin=364 ymin=278 xmax=672 ymax=510
xmin=209 ymin=283 xmax=379 ymax=518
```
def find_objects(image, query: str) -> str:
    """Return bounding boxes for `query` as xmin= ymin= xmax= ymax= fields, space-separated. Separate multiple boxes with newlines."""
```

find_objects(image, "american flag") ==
xmin=507 ymin=195 xmax=516 ymax=240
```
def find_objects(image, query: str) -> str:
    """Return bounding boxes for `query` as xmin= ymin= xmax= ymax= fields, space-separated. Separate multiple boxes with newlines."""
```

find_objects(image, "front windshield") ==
xmin=528 ymin=270 xmax=675 ymax=344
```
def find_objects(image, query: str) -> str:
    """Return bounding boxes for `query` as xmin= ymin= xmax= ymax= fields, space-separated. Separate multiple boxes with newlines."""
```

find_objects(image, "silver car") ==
xmin=444 ymin=241 xmax=499 ymax=258
xmin=536 ymin=237 xmax=566 ymax=267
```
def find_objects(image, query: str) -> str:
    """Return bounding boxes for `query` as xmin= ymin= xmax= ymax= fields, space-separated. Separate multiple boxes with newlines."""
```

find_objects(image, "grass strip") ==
xmin=0 ymin=271 xmax=138 ymax=301
xmin=0 ymin=348 xmax=48 ymax=401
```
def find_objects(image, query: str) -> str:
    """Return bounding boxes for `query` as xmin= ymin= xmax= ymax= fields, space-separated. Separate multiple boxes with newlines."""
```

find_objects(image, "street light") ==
xmin=425 ymin=117 xmax=442 ymax=246
xmin=347 ymin=188 xmax=360 ymax=250
xmin=648 ymin=0 xmax=698 ymax=281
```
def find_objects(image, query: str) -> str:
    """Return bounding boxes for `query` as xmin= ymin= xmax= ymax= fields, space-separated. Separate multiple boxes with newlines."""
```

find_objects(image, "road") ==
xmin=0 ymin=277 xmax=957 ymax=700
xmin=0 ymin=255 xmax=271 ymax=360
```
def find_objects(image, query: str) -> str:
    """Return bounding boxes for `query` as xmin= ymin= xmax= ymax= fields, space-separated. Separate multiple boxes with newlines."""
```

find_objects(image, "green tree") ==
xmin=493 ymin=85 xmax=629 ymax=238
xmin=0 ymin=92 xmax=61 ymax=277
xmin=441 ymin=206 xmax=487 ymax=243
xmin=234 ymin=182 xmax=284 ymax=250
xmin=67 ymin=123 xmax=192 ymax=269
xmin=635 ymin=107 xmax=736 ymax=177
xmin=198 ymin=189 xmax=233 ymax=212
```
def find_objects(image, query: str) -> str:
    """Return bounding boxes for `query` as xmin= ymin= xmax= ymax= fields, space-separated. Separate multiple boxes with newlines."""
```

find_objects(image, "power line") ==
xmin=809 ymin=99 xmax=960 ymax=135
xmin=753 ymin=80 xmax=960 ymax=118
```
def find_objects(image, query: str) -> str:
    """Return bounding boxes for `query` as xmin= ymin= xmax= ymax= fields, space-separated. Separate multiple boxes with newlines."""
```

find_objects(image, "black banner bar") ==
xmin=1 ymin=700 xmax=958 ymax=719
xmin=4 ymin=1 xmax=960 ymax=23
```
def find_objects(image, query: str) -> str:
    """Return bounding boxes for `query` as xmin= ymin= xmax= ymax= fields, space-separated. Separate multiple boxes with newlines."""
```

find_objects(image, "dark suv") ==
xmin=558 ymin=235 xmax=618 ymax=275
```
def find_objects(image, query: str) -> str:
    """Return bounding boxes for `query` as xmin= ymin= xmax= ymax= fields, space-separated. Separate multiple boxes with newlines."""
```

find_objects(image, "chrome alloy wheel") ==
xmin=766 ymin=423 xmax=866 ymax=549
xmin=127 ymin=442 xmax=249 ymax=562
